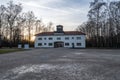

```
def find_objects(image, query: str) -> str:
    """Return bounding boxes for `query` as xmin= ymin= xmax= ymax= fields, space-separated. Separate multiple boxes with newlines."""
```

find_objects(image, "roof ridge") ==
xmin=35 ymin=31 xmax=85 ymax=36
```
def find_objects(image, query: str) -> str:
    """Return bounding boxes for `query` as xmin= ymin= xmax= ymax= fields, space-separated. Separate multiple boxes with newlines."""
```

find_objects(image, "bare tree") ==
xmin=0 ymin=1 xmax=56 ymax=47
xmin=35 ymin=20 xmax=43 ymax=34
xmin=6 ymin=1 xmax=22 ymax=47
xmin=25 ymin=11 xmax=36 ymax=44
xmin=47 ymin=22 xmax=54 ymax=31
xmin=0 ymin=5 xmax=6 ymax=47
xmin=89 ymin=0 xmax=106 ymax=47
xmin=13 ymin=14 xmax=26 ymax=44
xmin=77 ymin=0 xmax=120 ymax=48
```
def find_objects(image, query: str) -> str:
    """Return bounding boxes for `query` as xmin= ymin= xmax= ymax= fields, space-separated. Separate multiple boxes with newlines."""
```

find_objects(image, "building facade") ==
xmin=35 ymin=25 xmax=86 ymax=48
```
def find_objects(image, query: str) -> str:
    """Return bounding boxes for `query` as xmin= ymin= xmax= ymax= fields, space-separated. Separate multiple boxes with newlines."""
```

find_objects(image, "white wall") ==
xmin=34 ymin=35 xmax=86 ymax=48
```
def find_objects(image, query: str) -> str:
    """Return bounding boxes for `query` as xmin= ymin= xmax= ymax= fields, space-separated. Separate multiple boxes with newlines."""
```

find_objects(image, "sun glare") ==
xmin=31 ymin=36 xmax=35 ymax=41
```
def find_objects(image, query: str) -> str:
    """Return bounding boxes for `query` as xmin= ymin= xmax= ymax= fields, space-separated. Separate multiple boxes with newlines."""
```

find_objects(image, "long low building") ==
xmin=34 ymin=25 xmax=86 ymax=48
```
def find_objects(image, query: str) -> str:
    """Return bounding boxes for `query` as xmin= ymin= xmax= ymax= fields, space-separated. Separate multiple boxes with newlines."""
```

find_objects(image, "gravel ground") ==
xmin=0 ymin=48 xmax=120 ymax=80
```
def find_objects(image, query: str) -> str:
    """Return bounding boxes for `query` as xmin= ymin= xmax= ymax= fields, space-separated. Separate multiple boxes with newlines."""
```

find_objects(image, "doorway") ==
xmin=54 ymin=41 xmax=64 ymax=48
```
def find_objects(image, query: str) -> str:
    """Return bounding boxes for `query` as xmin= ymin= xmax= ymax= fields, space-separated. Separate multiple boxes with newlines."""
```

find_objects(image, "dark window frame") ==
xmin=38 ymin=43 xmax=42 ymax=46
xmin=57 ymin=37 xmax=61 ymax=40
xmin=65 ymin=43 xmax=69 ymax=46
xmin=76 ymin=37 xmax=81 ymax=40
xmin=65 ymin=37 xmax=69 ymax=40
xmin=76 ymin=43 xmax=81 ymax=46
xmin=44 ymin=43 xmax=46 ymax=45
xmin=72 ymin=37 xmax=74 ymax=39
xmin=49 ymin=43 xmax=53 ymax=46
xmin=44 ymin=38 xmax=46 ymax=40
xmin=49 ymin=37 xmax=53 ymax=40
xmin=38 ymin=38 xmax=42 ymax=40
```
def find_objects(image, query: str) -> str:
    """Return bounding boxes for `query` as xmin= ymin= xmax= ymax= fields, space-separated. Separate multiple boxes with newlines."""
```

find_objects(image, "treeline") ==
xmin=0 ymin=1 xmax=54 ymax=48
xmin=76 ymin=0 xmax=120 ymax=48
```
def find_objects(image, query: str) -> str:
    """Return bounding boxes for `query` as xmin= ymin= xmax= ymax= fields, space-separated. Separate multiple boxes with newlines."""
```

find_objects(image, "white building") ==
xmin=34 ymin=25 xmax=86 ymax=48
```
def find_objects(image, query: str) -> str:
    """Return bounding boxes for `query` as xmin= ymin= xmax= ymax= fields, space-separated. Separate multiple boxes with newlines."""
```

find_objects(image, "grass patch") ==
xmin=0 ymin=49 xmax=24 ymax=54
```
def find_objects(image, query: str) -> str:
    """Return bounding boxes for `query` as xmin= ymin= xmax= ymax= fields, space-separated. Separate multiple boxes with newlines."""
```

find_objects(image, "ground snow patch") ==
xmin=13 ymin=64 xmax=57 ymax=74
xmin=1 ymin=64 xmax=58 ymax=80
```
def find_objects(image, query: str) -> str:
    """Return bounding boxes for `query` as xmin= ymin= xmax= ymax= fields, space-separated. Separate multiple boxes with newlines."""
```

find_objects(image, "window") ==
xmin=38 ymin=38 xmax=42 ymax=40
xmin=38 ymin=43 xmax=42 ymax=46
xmin=65 ymin=37 xmax=69 ymax=40
xmin=49 ymin=37 xmax=53 ymax=40
xmin=44 ymin=43 xmax=46 ymax=45
xmin=77 ymin=37 xmax=81 ymax=40
xmin=72 ymin=37 xmax=74 ymax=39
xmin=57 ymin=37 xmax=61 ymax=40
xmin=77 ymin=43 xmax=81 ymax=46
xmin=72 ymin=43 xmax=74 ymax=46
xmin=44 ymin=38 xmax=46 ymax=40
xmin=65 ymin=43 xmax=69 ymax=46
xmin=49 ymin=43 xmax=53 ymax=46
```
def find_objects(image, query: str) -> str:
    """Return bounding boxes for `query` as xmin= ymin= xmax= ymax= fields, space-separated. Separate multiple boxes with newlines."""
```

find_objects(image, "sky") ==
xmin=0 ymin=0 xmax=119 ymax=31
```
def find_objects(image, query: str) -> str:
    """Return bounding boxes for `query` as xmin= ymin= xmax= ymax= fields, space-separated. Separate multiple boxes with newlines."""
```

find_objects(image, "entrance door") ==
xmin=54 ymin=42 xmax=64 ymax=48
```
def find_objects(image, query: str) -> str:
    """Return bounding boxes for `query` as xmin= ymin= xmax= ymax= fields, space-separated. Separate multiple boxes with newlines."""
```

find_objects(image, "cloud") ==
xmin=0 ymin=0 xmax=90 ymax=30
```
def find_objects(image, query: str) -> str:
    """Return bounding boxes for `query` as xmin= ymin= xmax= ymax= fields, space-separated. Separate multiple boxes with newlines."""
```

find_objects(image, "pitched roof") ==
xmin=35 ymin=31 xmax=85 ymax=36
